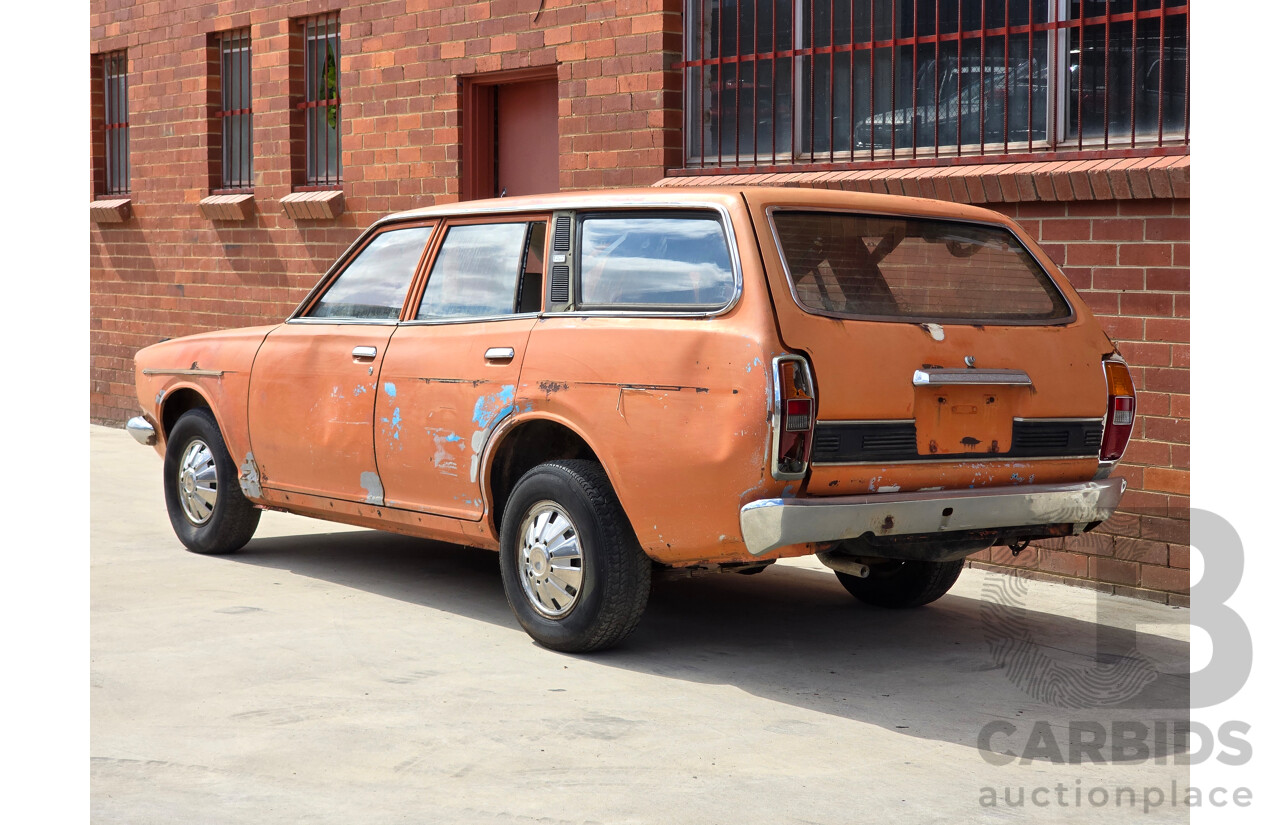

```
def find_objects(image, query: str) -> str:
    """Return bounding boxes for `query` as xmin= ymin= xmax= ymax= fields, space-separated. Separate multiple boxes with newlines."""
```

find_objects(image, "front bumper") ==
xmin=739 ymin=478 xmax=1126 ymax=557
xmin=126 ymin=416 xmax=157 ymax=446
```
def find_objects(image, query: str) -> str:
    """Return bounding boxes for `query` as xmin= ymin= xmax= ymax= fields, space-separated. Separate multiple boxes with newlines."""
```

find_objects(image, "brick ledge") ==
xmin=281 ymin=190 xmax=345 ymax=220
xmin=90 ymin=198 xmax=132 ymax=223
xmin=657 ymin=156 xmax=1189 ymax=203
xmin=199 ymin=193 xmax=255 ymax=221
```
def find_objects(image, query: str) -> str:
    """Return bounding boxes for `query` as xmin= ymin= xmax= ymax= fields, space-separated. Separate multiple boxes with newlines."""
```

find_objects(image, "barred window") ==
xmin=103 ymin=51 xmax=129 ymax=195
xmin=302 ymin=13 xmax=341 ymax=186
xmin=217 ymin=30 xmax=252 ymax=190
xmin=682 ymin=0 xmax=1188 ymax=167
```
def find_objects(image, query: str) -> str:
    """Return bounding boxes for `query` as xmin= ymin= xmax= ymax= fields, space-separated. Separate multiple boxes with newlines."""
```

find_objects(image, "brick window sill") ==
xmin=199 ymin=193 xmax=256 ymax=221
xmin=90 ymin=198 xmax=132 ymax=224
xmin=281 ymin=190 xmax=345 ymax=220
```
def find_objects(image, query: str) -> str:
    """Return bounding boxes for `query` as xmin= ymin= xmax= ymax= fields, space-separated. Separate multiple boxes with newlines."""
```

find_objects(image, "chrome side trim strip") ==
xmin=141 ymin=368 xmax=226 ymax=377
xmin=126 ymin=416 xmax=157 ymax=446
xmin=739 ymin=478 xmax=1125 ymax=556
xmin=912 ymin=368 xmax=1033 ymax=387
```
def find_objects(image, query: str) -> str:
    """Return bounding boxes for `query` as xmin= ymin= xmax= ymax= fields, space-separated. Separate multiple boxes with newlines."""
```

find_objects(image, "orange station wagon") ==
xmin=129 ymin=187 xmax=1133 ymax=651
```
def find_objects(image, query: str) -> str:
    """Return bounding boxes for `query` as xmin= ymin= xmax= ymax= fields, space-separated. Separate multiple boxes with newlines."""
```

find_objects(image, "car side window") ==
xmin=578 ymin=214 xmax=735 ymax=309
xmin=308 ymin=225 xmax=434 ymax=320
xmin=417 ymin=221 xmax=546 ymax=320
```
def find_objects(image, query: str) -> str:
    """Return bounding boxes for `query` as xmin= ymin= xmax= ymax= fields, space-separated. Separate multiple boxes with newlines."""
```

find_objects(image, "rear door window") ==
xmin=577 ymin=214 xmax=735 ymax=309
xmin=771 ymin=211 xmax=1071 ymax=324
xmin=416 ymin=221 xmax=546 ymax=319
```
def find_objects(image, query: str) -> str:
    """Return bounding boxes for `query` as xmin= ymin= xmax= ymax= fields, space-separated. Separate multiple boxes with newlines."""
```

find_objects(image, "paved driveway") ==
xmin=92 ymin=425 xmax=1190 ymax=823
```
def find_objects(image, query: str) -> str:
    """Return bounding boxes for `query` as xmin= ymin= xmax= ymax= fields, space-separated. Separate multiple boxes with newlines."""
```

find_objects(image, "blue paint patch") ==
xmin=354 ymin=384 xmax=367 ymax=396
xmin=472 ymin=384 xmax=517 ymax=428
xmin=391 ymin=407 xmax=402 ymax=439
xmin=384 ymin=382 xmax=397 ymax=397
xmin=443 ymin=432 xmax=463 ymax=443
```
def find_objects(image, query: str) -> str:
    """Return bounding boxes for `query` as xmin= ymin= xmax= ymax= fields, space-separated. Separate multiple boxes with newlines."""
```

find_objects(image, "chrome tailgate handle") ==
xmin=912 ymin=368 xmax=1033 ymax=387
xmin=484 ymin=347 xmax=516 ymax=363
xmin=352 ymin=346 xmax=377 ymax=360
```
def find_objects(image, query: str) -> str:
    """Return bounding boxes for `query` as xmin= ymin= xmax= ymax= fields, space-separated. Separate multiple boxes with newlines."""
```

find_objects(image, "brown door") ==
xmin=496 ymin=78 xmax=559 ymax=196
xmin=463 ymin=70 xmax=559 ymax=200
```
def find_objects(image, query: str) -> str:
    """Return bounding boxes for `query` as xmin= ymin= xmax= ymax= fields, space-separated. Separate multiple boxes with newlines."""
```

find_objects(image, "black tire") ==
xmin=835 ymin=559 xmax=965 ymax=608
xmin=499 ymin=460 xmax=651 ymax=652
xmin=163 ymin=408 xmax=261 ymax=555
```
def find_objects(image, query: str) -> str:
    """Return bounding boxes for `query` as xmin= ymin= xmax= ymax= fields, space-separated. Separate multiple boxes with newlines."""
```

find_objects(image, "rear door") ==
xmin=748 ymin=196 xmax=1114 ymax=491
xmin=373 ymin=217 xmax=547 ymax=520
xmin=247 ymin=222 xmax=434 ymax=503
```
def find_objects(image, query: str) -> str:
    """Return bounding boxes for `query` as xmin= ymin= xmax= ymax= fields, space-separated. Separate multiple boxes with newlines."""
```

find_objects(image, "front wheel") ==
xmin=835 ymin=558 xmax=964 ymax=608
xmin=163 ymin=408 xmax=261 ymax=555
xmin=499 ymin=460 xmax=651 ymax=652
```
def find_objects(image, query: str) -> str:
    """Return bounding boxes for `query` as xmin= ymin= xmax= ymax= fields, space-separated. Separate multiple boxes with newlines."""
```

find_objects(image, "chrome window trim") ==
xmin=400 ymin=311 xmax=542 ymax=327
xmin=286 ymin=318 xmax=400 ymax=326
xmin=764 ymin=205 xmax=1076 ymax=327
xmin=571 ymin=206 xmax=744 ymax=317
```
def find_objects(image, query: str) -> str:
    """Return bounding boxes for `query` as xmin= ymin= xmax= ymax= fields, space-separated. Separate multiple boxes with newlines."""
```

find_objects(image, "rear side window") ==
xmin=771 ymin=211 xmax=1071 ymax=324
xmin=578 ymin=214 xmax=735 ymax=309
xmin=309 ymin=225 xmax=433 ymax=320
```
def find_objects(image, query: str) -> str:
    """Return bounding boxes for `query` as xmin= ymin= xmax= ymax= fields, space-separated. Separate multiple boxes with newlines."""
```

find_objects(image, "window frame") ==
xmin=290 ymin=219 xmax=437 ymax=324
xmin=215 ymin=29 xmax=253 ymax=192
xmin=765 ymin=205 xmax=1076 ymax=326
xmin=681 ymin=0 xmax=1189 ymax=168
xmin=102 ymin=50 xmax=129 ymax=196
xmin=404 ymin=215 xmax=552 ymax=326
xmin=573 ymin=209 xmax=742 ymax=313
xmin=300 ymin=12 xmax=341 ymax=188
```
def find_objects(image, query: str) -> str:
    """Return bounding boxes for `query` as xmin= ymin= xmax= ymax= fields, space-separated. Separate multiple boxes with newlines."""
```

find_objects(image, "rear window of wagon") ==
xmin=770 ymin=210 xmax=1073 ymax=324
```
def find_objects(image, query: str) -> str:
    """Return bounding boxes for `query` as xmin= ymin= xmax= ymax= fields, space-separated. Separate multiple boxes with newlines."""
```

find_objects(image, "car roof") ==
xmin=376 ymin=186 xmax=1012 ymax=228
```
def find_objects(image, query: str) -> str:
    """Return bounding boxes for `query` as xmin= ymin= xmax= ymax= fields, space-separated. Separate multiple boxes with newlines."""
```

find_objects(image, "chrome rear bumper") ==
xmin=126 ymin=416 xmax=157 ymax=446
xmin=739 ymin=478 xmax=1126 ymax=557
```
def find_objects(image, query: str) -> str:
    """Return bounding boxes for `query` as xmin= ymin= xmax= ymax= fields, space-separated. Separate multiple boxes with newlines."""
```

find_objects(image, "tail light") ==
xmin=772 ymin=355 xmax=816 ymax=479
xmin=1100 ymin=357 xmax=1136 ymax=464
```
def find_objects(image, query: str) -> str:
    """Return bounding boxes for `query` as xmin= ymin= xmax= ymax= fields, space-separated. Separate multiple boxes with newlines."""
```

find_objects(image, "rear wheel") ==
xmin=499 ymin=460 xmax=650 ymax=652
xmin=163 ymin=409 xmax=260 ymax=555
xmin=835 ymin=558 xmax=964 ymax=608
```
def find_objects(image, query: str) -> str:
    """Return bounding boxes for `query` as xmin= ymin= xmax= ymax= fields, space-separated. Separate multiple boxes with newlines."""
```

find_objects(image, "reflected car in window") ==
xmin=128 ymin=187 xmax=1133 ymax=652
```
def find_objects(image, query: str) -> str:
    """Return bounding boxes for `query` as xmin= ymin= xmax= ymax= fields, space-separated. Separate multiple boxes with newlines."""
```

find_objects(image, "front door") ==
xmin=246 ymin=222 xmax=435 ymax=504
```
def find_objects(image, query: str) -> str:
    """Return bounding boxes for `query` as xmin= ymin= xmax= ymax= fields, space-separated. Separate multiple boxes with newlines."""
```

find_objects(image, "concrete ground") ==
xmin=92 ymin=424 xmax=1191 ymax=824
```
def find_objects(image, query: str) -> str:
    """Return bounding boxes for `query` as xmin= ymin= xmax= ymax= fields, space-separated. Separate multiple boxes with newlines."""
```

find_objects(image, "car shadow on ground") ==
xmin=228 ymin=528 xmax=1190 ymax=758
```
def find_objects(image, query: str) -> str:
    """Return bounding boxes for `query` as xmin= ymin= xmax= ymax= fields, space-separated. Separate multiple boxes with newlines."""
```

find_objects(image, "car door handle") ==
xmin=352 ymin=346 xmax=378 ymax=360
xmin=484 ymin=347 xmax=516 ymax=363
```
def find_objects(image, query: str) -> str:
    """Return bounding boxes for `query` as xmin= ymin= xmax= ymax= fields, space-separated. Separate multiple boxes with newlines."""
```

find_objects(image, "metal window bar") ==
xmin=103 ymin=51 xmax=129 ymax=196
xmin=678 ymin=0 xmax=1189 ymax=169
xmin=217 ymin=29 xmax=253 ymax=190
xmin=301 ymin=12 xmax=341 ymax=186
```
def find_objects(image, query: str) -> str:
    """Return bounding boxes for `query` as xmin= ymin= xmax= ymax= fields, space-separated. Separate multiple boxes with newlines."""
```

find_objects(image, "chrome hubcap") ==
xmin=177 ymin=438 xmax=218 ymax=526
xmin=518 ymin=502 xmax=584 ymax=618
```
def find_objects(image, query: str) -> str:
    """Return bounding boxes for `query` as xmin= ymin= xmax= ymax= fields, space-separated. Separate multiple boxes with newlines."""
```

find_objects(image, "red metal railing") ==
xmin=680 ymin=0 xmax=1188 ymax=170
xmin=103 ymin=51 xmax=129 ymax=195
xmin=299 ymin=12 xmax=341 ymax=186
xmin=216 ymin=29 xmax=253 ymax=190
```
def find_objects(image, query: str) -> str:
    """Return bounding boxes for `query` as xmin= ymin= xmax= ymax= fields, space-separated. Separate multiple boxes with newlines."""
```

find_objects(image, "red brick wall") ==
xmin=90 ymin=0 xmax=682 ymax=424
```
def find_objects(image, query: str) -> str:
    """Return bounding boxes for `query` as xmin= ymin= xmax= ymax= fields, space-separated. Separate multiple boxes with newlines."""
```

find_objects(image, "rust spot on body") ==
xmin=880 ymin=515 xmax=895 ymax=531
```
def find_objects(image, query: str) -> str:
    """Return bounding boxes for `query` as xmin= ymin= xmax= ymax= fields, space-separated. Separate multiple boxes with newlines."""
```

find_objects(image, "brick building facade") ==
xmin=90 ymin=0 xmax=1190 ymax=602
